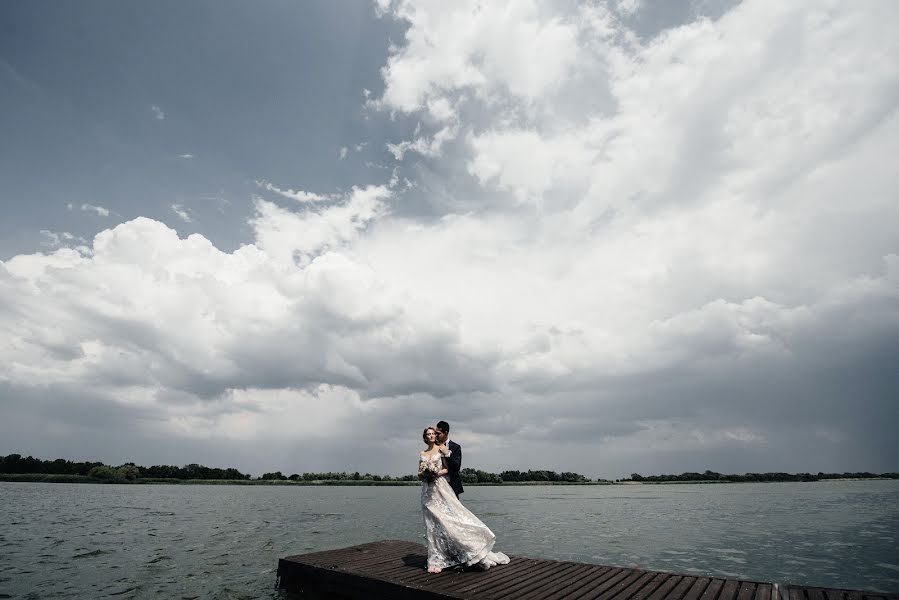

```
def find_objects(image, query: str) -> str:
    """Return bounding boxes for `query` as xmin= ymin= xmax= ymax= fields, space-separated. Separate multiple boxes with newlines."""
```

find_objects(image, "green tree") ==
xmin=116 ymin=464 xmax=141 ymax=480
xmin=88 ymin=465 xmax=121 ymax=480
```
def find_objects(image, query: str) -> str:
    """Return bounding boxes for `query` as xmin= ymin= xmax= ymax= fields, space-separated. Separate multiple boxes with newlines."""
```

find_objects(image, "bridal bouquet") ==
xmin=418 ymin=461 xmax=440 ymax=482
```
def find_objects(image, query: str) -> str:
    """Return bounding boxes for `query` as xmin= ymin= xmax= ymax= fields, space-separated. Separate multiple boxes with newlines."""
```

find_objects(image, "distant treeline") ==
xmin=0 ymin=455 xmax=593 ymax=483
xmin=619 ymin=470 xmax=899 ymax=483
xmin=2 ymin=454 xmax=895 ymax=484
xmin=465 ymin=469 xmax=594 ymax=483
xmin=261 ymin=471 xmax=418 ymax=482
xmin=0 ymin=454 xmax=250 ymax=481
xmin=259 ymin=468 xmax=595 ymax=483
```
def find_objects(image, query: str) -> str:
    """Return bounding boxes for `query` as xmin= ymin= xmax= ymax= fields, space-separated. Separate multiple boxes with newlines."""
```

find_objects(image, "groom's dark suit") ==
xmin=445 ymin=440 xmax=464 ymax=497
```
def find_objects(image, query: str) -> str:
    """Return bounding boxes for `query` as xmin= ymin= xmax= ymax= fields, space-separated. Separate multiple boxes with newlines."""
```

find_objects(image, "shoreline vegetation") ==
xmin=1 ymin=454 xmax=896 ymax=486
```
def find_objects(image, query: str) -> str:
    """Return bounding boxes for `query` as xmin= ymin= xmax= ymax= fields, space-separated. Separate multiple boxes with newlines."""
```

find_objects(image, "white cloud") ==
xmin=39 ymin=230 xmax=61 ymax=247
xmin=255 ymin=179 xmax=331 ymax=203
xmin=39 ymin=230 xmax=87 ymax=249
xmin=250 ymin=184 xmax=392 ymax=265
xmin=376 ymin=0 xmax=580 ymax=116
xmin=466 ymin=128 xmax=593 ymax=204
xmin=614 ymin=0 xmax=644 ymax=18
xmin=178 ymin=153 xmax=195 ymax=159
xmin=171 ymin=204 xmax=192 ymax=223
xmin=0 ymin=209 xmax=488 ymax=446
xmin=3 ymin=1 xmax=898 ymax=476
xmin=338 ymin=147 xmax=348 ymax=160
xmin=387 ymin=123 xmax=458 ymax=160
xmin=72 ymin=203 xmax=111 ymax=217
xmin=150 ymin=105 xmax=165 ymax=120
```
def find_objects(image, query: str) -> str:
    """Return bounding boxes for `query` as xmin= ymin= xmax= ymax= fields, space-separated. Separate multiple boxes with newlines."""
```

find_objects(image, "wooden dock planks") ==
xmin=277 ymin=540 xmax=898 ymax=600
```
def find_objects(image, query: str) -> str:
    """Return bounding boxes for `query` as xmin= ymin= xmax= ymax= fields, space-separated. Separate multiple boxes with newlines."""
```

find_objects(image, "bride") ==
xmin=419 ymin=426 xmax=510 ymax=573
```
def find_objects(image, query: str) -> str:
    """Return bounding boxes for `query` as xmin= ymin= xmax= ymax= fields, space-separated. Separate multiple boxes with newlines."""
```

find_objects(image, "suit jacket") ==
xmin=445 ymin=440 xmax=464 ymax=496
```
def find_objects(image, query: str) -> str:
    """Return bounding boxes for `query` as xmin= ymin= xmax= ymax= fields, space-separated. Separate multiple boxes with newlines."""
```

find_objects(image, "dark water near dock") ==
xmin=1 ymin=480 xmax=897 ymax=599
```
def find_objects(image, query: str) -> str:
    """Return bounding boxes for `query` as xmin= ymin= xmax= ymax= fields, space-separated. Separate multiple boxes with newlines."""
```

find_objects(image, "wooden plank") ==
xmin=682 ymin=577 xmax=713 ymax=600
xmin=279 ymin=541 xmax=899 ymax=600
xmin=371 ymin=559 xmax=428 ymax=580
xmin=364 ymin=561 xmax=456 ymax=594
xmin=543 ymin=566 xmax=617 ymax=600
xmin=517 ymin=562 xmax=602 ymax=600
xmin=509 ymin=561 xmax=596 ymax=600
xmin=594 ymin=569 xmax=652 ymax=600
xmin=568 ymin=568 xmax=634 ymax=600
xmin=718 ymin=580 xmax=741 ymax=600
xmin=440 ymin=560 xmax=536 ymax=594
xmin=367 ymin=547 xmax=428 ymax=572
xmin=351 ymin=540 xmax=421 ymax=562
xmin=626 ymin=572 xmax=671 ymax=600
xmin=356 ymin=560 xmax=463 ymax=598
xmin=433 ymin=563 xmax=533 ymax=598
xmin=653 ymin=574 xmax=699 ymax=600
xmin=700 ymin=579 xmax=726 ymax=600
xmin=644 ymin=574 xmax=685 ymax=600
xmin=473 ymin=559 xmax=572 ymax=598
xmin=278 ymin=560 xmax=458 ymax=600
xmin=303 ymin=540 xmax=412 ymax=569
xmin=603 ymin=570 xmax=660 ymax=600
xmin=316 ymin=539 xmax=416 ymax=559
xmin=539 ymin=565 xmax=612 ymax=600
xmin=427 ymin=562 xmax=530 ymax=592
xmin=737 ymin=583 xmax=758 ymax=600
xmin=755 ymin=583 xmax=773 ymax=600
xmin=286 ymin=544 xmax=373 ymax=565
xmin=438 ymin=557 xmax=540 ymax=595
xmin=399 ymin=575 xmax=469 ymax=599
xmin=391 ymin=569 xmax=445 ymax=588
xmin=279 ymin=542 xmax=438 ymax=599
xmin=385 ymin=555 xmax=430 ymax=575
xmin=672 ymin=575 xmax=704 ymax=600
xmin=340 ymin=550 xmax=417 ymax=572
xmin=341 ymin=553 xmax=409 ymax=572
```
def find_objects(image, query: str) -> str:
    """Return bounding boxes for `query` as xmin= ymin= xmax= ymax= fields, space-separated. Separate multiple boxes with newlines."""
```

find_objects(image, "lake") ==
xmin=1 ymin=480 xmax=897 ymax=599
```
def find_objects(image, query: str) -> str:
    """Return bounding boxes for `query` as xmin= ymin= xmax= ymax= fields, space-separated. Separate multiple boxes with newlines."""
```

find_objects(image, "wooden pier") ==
xmin=277 ymin=540 xmax=898 ymax=600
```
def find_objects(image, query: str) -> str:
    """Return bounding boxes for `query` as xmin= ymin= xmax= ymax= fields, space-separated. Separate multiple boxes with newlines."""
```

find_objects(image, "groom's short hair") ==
xmin=436 ymin=420 xmax=450 ymax=433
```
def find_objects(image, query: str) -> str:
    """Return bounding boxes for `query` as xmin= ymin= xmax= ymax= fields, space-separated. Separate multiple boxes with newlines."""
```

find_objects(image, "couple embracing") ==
xmin=419 ymin=421 xmax=510 ymax=574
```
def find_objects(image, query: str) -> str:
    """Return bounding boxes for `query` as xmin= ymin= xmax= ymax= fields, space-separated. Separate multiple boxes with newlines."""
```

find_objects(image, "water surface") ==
xmin=1 ymin=480 xmax=897 ymax=599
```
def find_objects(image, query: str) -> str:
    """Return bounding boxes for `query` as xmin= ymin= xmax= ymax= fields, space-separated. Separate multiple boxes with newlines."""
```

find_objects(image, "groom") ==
xmin=435 ymin=420 xmax=463 ymax=498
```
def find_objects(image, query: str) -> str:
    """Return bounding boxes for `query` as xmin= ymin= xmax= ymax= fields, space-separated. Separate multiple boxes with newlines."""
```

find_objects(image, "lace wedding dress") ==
xmin=419 ymin=451 xmax=510 ymax=571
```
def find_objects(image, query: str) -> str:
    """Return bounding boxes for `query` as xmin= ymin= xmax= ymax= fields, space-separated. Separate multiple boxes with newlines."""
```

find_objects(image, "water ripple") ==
xmin=0 ymin=480 xmax=897 ymax=598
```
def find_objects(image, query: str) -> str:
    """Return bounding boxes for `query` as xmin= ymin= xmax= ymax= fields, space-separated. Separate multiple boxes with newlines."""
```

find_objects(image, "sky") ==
xmin=0 ymin=0 xmax=897 ymax=479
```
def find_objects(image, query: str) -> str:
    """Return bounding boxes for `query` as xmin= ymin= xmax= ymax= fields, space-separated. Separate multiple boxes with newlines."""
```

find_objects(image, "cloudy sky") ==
xmin=1 ymin=0 xmax=897 ymax=479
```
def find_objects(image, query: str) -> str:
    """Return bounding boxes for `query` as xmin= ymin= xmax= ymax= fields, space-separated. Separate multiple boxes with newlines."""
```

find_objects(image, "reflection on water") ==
xmin=0 ymin=480 xmax=897 ymax=598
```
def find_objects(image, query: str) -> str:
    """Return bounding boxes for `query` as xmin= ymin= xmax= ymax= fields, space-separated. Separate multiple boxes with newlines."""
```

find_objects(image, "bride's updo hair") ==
xmin=422 ymin=426 xmax=438 ymax=444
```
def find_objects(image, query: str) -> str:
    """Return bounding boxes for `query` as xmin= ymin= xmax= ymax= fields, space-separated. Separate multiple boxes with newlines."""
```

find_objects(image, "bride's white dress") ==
xmin=419 ymin=451 xmax=510 ymax=571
